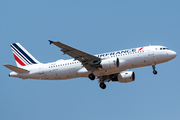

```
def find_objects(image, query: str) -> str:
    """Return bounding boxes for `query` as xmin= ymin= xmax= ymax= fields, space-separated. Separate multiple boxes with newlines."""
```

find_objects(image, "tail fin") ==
xmin=10 ymin=43 xmax=41 ymax=67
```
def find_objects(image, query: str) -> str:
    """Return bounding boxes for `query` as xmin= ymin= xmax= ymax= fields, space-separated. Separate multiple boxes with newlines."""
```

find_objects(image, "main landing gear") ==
xmin=88 ymin=73 xmax=106 ymax=89
xmin=88 ymin=73 xmax=95 ymax=80
xmin=152 ymin=65 xmax=157 ymax=75
xmin=99 ymin=83 xmax=106 ymax=89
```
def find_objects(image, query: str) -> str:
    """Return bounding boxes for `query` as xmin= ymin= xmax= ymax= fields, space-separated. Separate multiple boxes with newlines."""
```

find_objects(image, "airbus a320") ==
xmin=4 ymin=40 xmax=177 ymax=89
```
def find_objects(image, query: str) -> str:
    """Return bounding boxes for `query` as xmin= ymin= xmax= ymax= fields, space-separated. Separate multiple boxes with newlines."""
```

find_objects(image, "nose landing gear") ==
xmin=152 ymin=65 xmax=157 ymax=75
xmin=153 ymin=70 xmax=157 ymax=75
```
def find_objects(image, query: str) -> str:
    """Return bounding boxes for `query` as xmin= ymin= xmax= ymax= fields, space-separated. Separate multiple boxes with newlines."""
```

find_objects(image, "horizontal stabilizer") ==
xmin=3 ymin=64 xmax=29 ymax=73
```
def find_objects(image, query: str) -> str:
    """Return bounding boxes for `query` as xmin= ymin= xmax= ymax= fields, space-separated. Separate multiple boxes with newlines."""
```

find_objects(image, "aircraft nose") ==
xmin=169 ymin=50 xmax=177 ymax=59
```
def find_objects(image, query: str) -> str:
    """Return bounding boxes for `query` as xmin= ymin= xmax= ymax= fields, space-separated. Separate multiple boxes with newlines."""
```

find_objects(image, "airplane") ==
xmin=4 ymin=40 xmax=177 ymax=89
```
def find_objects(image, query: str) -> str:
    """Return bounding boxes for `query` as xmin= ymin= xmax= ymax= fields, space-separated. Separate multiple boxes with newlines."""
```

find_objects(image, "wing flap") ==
xmin=3 ymin=64 xmax=30 ymax=73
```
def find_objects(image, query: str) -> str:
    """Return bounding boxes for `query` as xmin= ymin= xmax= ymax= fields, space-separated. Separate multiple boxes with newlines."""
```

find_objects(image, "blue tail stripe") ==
xmin=12 ymin=43 xmax=37 ymax=64
xmin=11 ymin=44 xmax=31 ymax=65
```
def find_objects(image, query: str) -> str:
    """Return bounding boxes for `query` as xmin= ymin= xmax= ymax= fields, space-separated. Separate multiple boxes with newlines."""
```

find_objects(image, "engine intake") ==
xmin=112 ymin=71 xmax=135 ymax=83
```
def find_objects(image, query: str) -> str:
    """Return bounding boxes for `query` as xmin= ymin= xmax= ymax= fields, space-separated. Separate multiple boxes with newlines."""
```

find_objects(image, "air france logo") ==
xmin=97 ymin=49 xmax=136 ymax=57
xmin=138 ymin=47 xmax=144 ymax=51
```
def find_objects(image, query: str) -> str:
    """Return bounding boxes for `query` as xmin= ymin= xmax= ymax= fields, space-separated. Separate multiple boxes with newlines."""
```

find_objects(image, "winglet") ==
xmin=48 ymin=40 xmax=54 ymax=45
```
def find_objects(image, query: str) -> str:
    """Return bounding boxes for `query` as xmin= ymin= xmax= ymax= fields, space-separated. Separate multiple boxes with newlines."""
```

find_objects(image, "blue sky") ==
xmin=1 ymin=0 xmax=180 ymax=120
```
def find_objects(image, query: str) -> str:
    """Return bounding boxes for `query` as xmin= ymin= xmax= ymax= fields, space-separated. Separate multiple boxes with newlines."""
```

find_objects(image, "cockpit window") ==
xmin=160 ymin=47 xmax=169 ymax=50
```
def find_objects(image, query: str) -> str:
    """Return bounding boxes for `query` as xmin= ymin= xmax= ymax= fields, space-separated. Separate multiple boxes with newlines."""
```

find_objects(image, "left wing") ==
xmin=48 ymin=40 xmax=101 ymax=71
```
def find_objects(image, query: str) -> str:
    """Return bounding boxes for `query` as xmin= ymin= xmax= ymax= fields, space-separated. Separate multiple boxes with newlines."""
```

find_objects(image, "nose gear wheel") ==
xmin=152 ymin=65 xmax=157 ymax=75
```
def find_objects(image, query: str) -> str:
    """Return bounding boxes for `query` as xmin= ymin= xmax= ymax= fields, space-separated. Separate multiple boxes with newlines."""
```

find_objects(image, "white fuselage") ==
xmin=9 ymin=45 xmax=176 ymax=80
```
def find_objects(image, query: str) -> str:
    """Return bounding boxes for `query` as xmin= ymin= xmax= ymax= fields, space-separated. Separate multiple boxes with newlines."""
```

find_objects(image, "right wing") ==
xmin=49 ymin=40 xmax=101 ymax=71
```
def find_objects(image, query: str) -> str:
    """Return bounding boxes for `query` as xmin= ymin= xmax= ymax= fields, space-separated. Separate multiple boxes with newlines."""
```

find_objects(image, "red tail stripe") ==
xmin=13 ymin=53 xmax=26 ymax=66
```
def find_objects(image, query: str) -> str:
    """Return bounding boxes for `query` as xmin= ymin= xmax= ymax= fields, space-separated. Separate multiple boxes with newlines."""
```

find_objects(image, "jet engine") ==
xmin=100 ymin=58 xmax=126 ymax=70
xmin=100 ymin=58 xmax=119 ymax=69
xmin=112 ymin=71 xmax=135 ymax=83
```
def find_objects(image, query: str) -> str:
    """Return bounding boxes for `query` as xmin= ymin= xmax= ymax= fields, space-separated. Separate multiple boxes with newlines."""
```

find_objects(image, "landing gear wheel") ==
xmin=153 ymin=70 xmax=157 ymax=75
xmin=88 ymin=73 xmax=95 ymax=80
xmin=152 ymin=65 xmax=157 ymax=75
xmin=99 ymin=83 xmax=106 ymax=89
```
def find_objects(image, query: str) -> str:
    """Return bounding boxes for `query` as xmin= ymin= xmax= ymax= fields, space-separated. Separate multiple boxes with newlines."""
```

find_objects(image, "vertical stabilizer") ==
xmin=10 ymin=43 xmax=41 ymax=67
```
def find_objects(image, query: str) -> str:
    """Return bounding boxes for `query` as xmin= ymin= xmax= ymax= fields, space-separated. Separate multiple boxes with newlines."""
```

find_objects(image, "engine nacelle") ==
xmin=100 ymin=58 xmax=119 ymax=70
xmin=112 ymin=71 xmax=135 ymax=83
